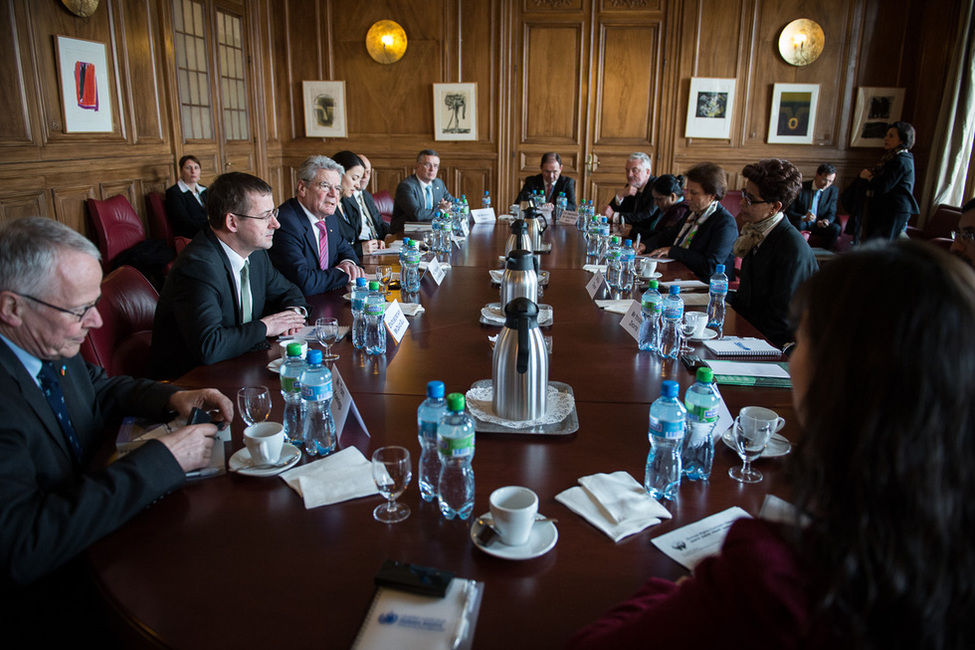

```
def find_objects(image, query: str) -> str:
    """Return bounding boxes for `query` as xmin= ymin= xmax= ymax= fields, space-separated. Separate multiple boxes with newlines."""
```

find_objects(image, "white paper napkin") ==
xmin=419 ymin=261 xmax=450 ymax=270
xmin=595 ymin=299 xmax=637 ymax=315
xmin=583 ymin=264 xmax=607 ymax=273
xmin=399 ymin=302 xmax=425 ymax=317
xmin=555 ymin=471 xmax=671 ymax=542
xmin=279 ymin=447 xmax=378 ymax=509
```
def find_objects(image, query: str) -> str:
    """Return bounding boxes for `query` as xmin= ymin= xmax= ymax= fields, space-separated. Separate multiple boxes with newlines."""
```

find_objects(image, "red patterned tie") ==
xmin=315 ymin=220 xmax=329 ymax=270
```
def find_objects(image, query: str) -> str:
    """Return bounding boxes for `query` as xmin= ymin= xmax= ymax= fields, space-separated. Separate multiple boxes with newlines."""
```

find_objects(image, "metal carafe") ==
xmin=500 ymin=250 xmax=538 ymax=309
xmin=505 ymin=219 xmax=533 ymax=257
xmin=522 ymin=207 xmax=544 ymax=251
xmin=492 ymin=297 xmax=548 ymax=420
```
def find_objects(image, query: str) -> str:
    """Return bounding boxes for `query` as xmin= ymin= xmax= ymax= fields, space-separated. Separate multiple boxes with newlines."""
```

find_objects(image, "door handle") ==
xmin=585 ymin=153 xmax=599 ymax=173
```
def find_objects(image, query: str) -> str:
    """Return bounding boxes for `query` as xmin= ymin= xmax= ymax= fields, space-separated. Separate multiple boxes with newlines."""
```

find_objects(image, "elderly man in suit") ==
xmin=785 ymin=163 xmax=840 ymax=250
xmin=270 ymin=155 xmax=366 ymax=296
xmin=151 ymin=172 xmax=309 ymax=380
xmin=517 ymin=152 xmax=577 ymax=210
xmin=602 ymin=152 xmax=658 ymax=228
xmin=390 ymin=149 xmax=456 ymax=234
xmin=0 ymin=217 xmax=232 ymax=642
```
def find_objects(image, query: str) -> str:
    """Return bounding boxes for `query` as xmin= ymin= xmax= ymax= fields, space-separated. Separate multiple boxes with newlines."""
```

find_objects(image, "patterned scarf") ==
xmin=733 ymin=213 xmax=782 ymax=258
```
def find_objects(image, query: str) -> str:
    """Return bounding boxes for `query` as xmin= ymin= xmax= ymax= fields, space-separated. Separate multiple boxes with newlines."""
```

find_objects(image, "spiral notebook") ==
xmin=703 ymin=337 xmax=781 ymax=357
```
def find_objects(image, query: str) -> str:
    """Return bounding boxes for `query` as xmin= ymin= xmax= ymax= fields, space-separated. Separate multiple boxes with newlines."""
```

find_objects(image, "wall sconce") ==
xmin=366 ymin=20 xmax=408 ymax=65
xmin=778 ymin=19 xmax=825 ymax=66
xmin=62 ymin=0 xmax=100 ymax=17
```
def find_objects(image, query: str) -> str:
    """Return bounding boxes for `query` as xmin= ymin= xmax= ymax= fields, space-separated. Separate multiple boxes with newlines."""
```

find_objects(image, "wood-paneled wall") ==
xmin=0 ymin=0 xmax=963 ymax=240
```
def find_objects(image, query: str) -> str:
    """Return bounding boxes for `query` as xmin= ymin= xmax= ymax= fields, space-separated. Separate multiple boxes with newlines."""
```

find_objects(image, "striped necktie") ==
xmin=315 ymin=220 xmax=329 ymax=270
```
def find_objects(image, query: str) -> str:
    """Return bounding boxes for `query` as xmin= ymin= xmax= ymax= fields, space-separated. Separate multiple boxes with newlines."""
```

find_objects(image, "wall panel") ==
xmin=522 ymin=23 xmax=582 ymax=143
xmin=593 ymin=23 xmax=660 ymax=145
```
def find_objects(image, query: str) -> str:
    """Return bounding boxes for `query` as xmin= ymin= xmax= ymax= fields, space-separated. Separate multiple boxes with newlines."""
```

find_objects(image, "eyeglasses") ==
xmin=307 ymin=181 xmax=342 ymax=194
xmin=951 ymin=229 xmax=975 ymax=243
xmin=232 ymin=208 xmax=279 ymax=222
xmin=15 ymin=292 xmax=99 ymax=322
xmin=740 ymin=190 xmax=772 ymax=207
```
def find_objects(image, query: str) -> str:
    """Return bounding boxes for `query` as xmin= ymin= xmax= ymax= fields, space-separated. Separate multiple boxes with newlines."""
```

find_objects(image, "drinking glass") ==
xmin=376 ymin=265 xmax=393 ymax=297
xmin=315 ymin=316 xmax=340 ymax=361
xmin=679 ymin=312 xmax=707 ymax=355
xmin=237 ymin=386 xmax=271 ymax=428
xmin=729 ymin=414 xmax=774 ymax=483
xmin=372 ymin=446 xmax=412 ymax=523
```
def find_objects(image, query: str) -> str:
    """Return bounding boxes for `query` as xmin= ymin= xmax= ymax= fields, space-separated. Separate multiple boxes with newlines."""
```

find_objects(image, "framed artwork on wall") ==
xmin=767 ymin=83 xmax=819 ymax=145
xmin=850 ymin=87 xmax=905 ymax=148
xmin=433 ymin=83 xmax=477 ymax=141
xmin=55 ymin=36 xmax=114 ymax=133
xmin=684 ymin=78 xmax=736 ymax=139
xmin=303 ymin=81 xmax=347 ymax=138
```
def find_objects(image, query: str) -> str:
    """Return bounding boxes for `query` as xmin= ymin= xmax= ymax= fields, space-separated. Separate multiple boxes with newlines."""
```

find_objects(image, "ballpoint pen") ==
xmin=450 ymin=579 xmax=479 ymax=649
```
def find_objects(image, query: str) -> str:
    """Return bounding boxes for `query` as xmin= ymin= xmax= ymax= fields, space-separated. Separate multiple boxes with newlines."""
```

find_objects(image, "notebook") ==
xmin=703 ymin=337 xmax=781 ymax=357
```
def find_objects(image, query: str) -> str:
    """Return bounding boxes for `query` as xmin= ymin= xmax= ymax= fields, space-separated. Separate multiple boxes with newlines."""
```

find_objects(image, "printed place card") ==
xmin=586 ymin=270 xmax=607 ymax=299
xmin=619 ymin=300 xmax=643 ymax=341
xmin=383 ymin=300 xmax=410 ymax=344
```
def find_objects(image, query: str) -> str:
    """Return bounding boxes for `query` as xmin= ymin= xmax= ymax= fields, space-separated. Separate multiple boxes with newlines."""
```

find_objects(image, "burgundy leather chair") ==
xmin=80 ymin=265 xmax=158 ymax=378
xmin=373 ymin=190 xmax=394 ymax=224
xmin=720 ymin=190 xmax=741 ymax=220
xmin=145 ymin=191 xmax=174 ymax=246
xmin=86 ymin=195 xmax=146 ymax=271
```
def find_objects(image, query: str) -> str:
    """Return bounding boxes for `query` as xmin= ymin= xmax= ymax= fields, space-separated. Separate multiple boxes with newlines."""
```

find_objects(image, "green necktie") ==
xmin=240 ymin=259 xmax=252 ymax=324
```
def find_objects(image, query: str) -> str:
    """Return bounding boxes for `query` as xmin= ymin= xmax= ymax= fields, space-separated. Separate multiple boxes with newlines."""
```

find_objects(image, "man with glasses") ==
xmin=270 ymin=155 xmax=366 ymax=295
xmin=390 ymin=149 xmax=455 ymax=234
xmin=0 ymin=217 xmax=233 ymax=641
xmin=601 ymin=152 xmax=658 ymax=227
xmin=785 ymin=163 xmax=840 ymax=250
xmin=151 ymin=172 xmax=308 ymax=380
xmin=950 ymin=198 xmax=975 ymax=267
xmin=517 ymin=152 xmax=577 ymax=210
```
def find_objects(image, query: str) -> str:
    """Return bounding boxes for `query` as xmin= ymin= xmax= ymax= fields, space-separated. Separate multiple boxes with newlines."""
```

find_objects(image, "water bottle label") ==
xmin=663 ymin=303 xmax=683 ymax=319
xmin=439 ymin=433 xmax=474 ymax=457
xmin=649 ymin=415 xmax=685 ymax=439
xmin=301 ymin=380 xmax=332 ymax=401
xmin=281 ymin=376 xmax=300 ymax=393
xmin=419 ymin=421 xmax=438 ymax=441
xmin=352 ymin=297 xmax=365 ymax=310
xmin=687 ymin=404 xmax=719 ymax=422
xmin=642 ymin=299 xmax=661 ymax=311
xmin=710 ymin=281 xmax=728 ymax=294
xmin=365 ymin=302 xmax=386 ymax=316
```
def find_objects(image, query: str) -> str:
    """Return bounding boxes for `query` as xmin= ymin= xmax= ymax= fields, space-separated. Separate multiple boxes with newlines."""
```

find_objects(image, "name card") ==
xmin=451 ymin=235 xmax=464 ymax=247
xmin=460 ymin=217 xmax=471 ymax=237
xmin=558 ymin=209 xmax=579 ymax=225
xmin=471 ymin=207 xmax=496 ymax=223
xmin=620 ymin=300 xmax=643 ymax=342
xmin=383 ymin=299 xmax=410 ymax=344
xmin=426 ymin=258 xmax=446 ymax=285
xmin=586 ymin=270 xmax=607 ymax=299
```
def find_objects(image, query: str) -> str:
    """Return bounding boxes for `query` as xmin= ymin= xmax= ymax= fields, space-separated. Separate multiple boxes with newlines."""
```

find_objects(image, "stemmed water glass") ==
xmin=371 ymin=446 xmax=412 ymax=523
xmin=237 ymin=386 xmax=271 ymax=427
xmin=315 ymin=316 xmax=340 ymax=361
xmin=729 ymin=415 xmax=773 ymax=483
xmin=376 ymin=265 xmax=393 ymax=297
xmin=679 ymin=312 xmax=707 ymax=355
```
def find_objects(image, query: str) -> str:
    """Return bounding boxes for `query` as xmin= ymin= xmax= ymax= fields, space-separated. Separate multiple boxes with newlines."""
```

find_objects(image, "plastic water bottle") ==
xmin=437 ymin=393 xmax=476 ymax=520
xmin=399 ymin=237 xmax=411 ymax=269
xmin=620 ymin=239 xmax=637 ymax=291
xmin=638 ymin=280 xmax=662 ymax=352
xmin=645 ymin=380 xmax=686 ymax=500
xmin=605 ymin=236 xmax=623 ymax=289
xmin=586 ymin=217 xmax=601 ymax=258
xmin=280 ymin=342 xmax=306 ymax=444
xmin=706 ymin=263 xmax=728 ymax=335
xmin=365 ymin=280 xmax=386 ymax=355
xmin=482 ymin=190 xmax=491 ymax=210
xmin=597 ymin=217 xmax=611 ymax=263
xmin=682 ymin=367 xmax=721 ymax=481
xmin=417 ymin=380 xmax=447 ymax=502
xmin=300 ymin=349 xmax=336 ymax=457
xmin=556 ymin=191 xmax=568 ymax=223
xmin=402 ymin=240 xmax=421 ymax=292
xmin=659 ymin=285 xmax=684 ymax=359
xmin=576 ymin=203 xmax=587 ymax=230
xmin=351 ymin=277 xmax=369 ymax=350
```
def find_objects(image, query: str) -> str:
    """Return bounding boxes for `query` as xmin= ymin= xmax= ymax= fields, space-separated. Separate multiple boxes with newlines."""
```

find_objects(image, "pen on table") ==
xmin=186 ymin=467 xmax=221 ymax=479
xmin=450 ymin=579 xmax=478 ymax=649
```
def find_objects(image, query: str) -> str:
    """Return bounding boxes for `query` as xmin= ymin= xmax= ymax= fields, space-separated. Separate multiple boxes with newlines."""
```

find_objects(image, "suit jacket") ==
xmin=609 ymin=180 xmax=659 ymax=227
xmin=785 ymin=180 xmax=838 ymax=230
xmin=335 ymin=194 xmax=391 ymax=260
xmin=653 ymin=203 xmax=737 ymax=281
xmin=517 ymin=174 xmax=577 ymax=211
xmin=390 ymin=175 xmax=455 ymax=233
xmin=269 ymin=197 xmax=361 ymax=297
xmin=730 ymin=217 xmax=819 ymax=347
xmin=631 ymin=201 xmax=691 ymax=244
xmin=0 ymin=340 xmax=184 ymax=587
xmin=165 ymin=184 xmax=208 ymax=239
xmin=151 ymin=228 xmax=307 ymax=379
xmin=868 ymin=151 xmax=920 ymax=218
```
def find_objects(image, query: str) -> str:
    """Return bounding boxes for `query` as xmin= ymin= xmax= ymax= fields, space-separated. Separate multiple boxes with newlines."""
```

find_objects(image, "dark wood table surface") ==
xmin=88 ymin=221 xmax=796 ymax=649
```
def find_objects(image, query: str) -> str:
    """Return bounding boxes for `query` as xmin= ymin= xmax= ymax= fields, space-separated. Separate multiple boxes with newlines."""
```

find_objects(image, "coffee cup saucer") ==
xmin=470 ymin=513 xmax=558 ymax=560
xmin=229 ymin=443 xmax=302 ymax=477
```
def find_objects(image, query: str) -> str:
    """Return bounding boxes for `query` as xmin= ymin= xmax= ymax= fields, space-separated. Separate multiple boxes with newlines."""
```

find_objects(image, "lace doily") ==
xmin=465 ymin=383 xmax=574 ymax=428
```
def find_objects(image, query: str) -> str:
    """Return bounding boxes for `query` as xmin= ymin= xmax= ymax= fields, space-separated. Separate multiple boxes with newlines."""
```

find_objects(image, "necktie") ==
xmin=425 ymin=185 xmax=433 ymax=210
xmin=315 ymin=220 xmax=329 ymax=270
xmin=240 ymin=259 xmax=252 ymax=323
xmin=37 ymin=361 xmax=84 ymax=464
xmin=357 ymin=193 xmax=378 ymax=239
xmin=546 ymin=183 xmax=553 ymax=201
xmin=810 ymin=189 xmax=821 ymax=218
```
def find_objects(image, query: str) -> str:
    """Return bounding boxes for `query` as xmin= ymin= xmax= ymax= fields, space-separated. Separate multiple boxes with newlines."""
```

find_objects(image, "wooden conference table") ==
xmin=88 ymin=220 xmax=797 ymax=648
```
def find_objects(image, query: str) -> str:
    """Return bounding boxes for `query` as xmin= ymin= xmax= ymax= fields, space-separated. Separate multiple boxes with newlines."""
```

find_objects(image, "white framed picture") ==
xmin=433 ymin=83 xmax=477 ymax=141
xmin=685 ymin=78 xmax=736 ymax=139
xmin=850 ymin=87 xmax=905 ymax=148
xmin=303 ymin=81 xmax=347 ymax=138
xmin=55 ymin=36 xmax=114 ymax=133
xmin=767 ymin=83 xmax=819 ymax=145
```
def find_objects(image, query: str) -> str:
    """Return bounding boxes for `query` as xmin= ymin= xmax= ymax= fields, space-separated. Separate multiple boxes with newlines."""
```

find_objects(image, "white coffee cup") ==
xmin=738 ymin=406 xmax=786 ymax=434
xmin=244 ymin=422 xmax=285 ymax=465
xmin=686 ymin=311 xmax=708 ymax=337
xmin=278 ymin=338 xmax=308 ymax=360
xmin=641 ymin=258 xmax=658 ymax=277
xmin=489 ymin=486 xmax=539 ymax=546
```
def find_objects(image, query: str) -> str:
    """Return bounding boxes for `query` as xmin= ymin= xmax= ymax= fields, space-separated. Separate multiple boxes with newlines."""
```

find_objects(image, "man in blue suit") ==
xmin=390 ymin=149 xmax=456 ymax=234
xmin=785 ymin=163 xmax=840 ymax=250
xmin=270 ymin=155 xmax=366 ymax=296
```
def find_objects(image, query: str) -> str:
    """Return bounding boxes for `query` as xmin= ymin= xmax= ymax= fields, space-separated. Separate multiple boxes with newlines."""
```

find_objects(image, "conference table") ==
xmin=88 ymin=219 xmax=797 ymax=648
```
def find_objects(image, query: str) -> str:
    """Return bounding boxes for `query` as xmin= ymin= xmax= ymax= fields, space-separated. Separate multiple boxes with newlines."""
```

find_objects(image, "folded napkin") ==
xmin=583 ymin=264 xmax=607 ymax=273
xmin=661 ymin=279 xmax=708 ymax=290
xmin=279 ymin=447 xmax=378 ymax=509
xmin=399 ymin=302 xmax=425 ymax=317
xmin=419 ymin=261 xmax=450 ymax=271
xmin=595 ymin=299 xmax=637 ymax=315
xmin=556 ymin=471 xmax=671 ymax=542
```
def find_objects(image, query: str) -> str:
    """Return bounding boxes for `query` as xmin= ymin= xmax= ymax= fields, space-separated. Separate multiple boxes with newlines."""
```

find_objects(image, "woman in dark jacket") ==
xmin=859 ymin=121 xmax=920 ymax=241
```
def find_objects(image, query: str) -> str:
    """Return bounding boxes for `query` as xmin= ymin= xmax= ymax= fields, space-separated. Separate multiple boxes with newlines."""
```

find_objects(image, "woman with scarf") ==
xmin=853 ymin=121 xmax=920 ymax=242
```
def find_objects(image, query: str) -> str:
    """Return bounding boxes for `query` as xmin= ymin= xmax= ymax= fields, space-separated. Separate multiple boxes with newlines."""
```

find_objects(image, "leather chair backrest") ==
xmin=80 ymin=265 xmax=158 ymax=377
xmin=719 ymin=190 xmax=741 ymax=219
xmin=86 ymin=195 xmax=146 ymax=271
xmin=145 ymin=192 xmax=173 ymax=245
xmin=373 ymin=190 xmax=394 ymax=224
xmin=926 ymin=204 xmax=962 ymax=240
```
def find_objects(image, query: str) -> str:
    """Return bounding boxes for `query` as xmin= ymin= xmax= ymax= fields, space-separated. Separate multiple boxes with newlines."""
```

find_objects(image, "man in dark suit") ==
xmin=165 ymin=154 xmax=209 ymax=238
xmin=390 ymin=149 xmax=456 ymax=233
xmin=0 ymin=217 xmax=231 ymax=642
xmin=270 ymin=155 xmax=366 ymax=295
xmin=151 ymin=172 xmax=308 ymax=380
xmin=602 ymin=152 xmax=658 ymax=228
xmin=517 ymin=152 xmax=577 ymax=210
xmin=785 ymin=163 xmax=840 ymax=250
xmin=354 ymin=153 xmax=392 ymax=244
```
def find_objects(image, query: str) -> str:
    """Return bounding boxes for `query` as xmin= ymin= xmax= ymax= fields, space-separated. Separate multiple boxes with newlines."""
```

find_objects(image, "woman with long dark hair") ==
xmin=570 ymin=240 xmax=975 ymax=649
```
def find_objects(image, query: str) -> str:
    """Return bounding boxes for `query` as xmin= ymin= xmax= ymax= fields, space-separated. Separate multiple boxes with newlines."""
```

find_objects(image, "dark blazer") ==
xmin=335 ymin=194 xmax=391 ymax=260
xmin=390 ymin=175 xmax=455 ymax=233
xmin=785 ymin=180 xmax=838 ymax=229
xmin=651 ymin=203 xmax=737 ymax=281
xmin=165 ymin=184 xmax=208 ymax=238
xmin=0 ymin=340 xmax=184 ymax=586
xmin=269 ymin=197 xmax=361 ymax=297
xmin=151 ymin=228 xmax=307 ymax=379
xmin=609 ymin=181 xmax=659 ymax=227
xmin=730 ymin=217 xmax=819 ymax=347
xmin=864 ymin=151 xmax=920 ymax=240
xmin=517 ymin=174 xmax=577 ymax=211
xmin=631 ymin=201 xmax=691 ymax=245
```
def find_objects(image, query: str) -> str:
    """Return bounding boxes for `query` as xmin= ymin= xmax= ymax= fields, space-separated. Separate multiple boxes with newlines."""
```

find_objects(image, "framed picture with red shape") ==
xmin=55 ymin=35 xmax=114 ymax=133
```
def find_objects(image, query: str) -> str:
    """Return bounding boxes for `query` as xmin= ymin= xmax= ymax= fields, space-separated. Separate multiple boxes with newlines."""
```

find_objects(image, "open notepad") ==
xmin=703 ymin=337 xmax=781 ymax=357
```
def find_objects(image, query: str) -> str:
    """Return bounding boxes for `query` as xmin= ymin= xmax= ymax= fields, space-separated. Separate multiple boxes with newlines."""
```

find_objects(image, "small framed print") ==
xmin=685 ymin=78 xmax=736 ymax=139
xmin=850 ymin=87 xmax=905 ymax=148
xmin=433 ymin=83 xmax=477 ymax=141
xmin=303 ymin=81 xmax=347 ymax=138
xmin=55 ymin=35 xmax=114 ymax=133
xmin=768 ymin=83 xmax=819 ymax=145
